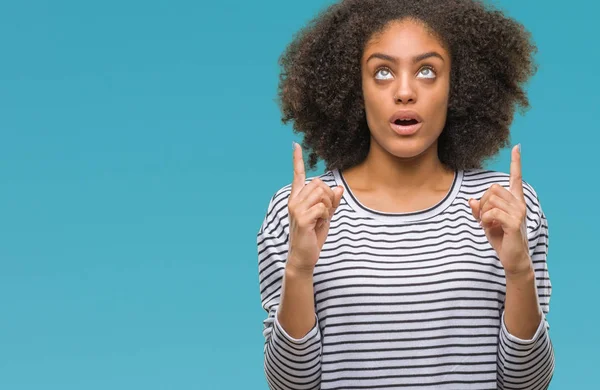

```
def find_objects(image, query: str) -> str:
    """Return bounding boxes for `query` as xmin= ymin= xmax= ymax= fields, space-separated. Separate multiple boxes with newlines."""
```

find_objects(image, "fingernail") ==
xmin=517 ymin=143 xmax=521 ymax=153
xmin=292 ymin=141 xmax=297 ymax=151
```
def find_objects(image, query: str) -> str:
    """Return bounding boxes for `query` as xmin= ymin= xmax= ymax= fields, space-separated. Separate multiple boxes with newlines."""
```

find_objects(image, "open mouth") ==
xmin=393 ymin=119 xmax=419 ymax=126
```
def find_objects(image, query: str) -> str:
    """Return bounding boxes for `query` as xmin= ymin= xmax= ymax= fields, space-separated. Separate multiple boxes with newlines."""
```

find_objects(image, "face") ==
xmin=361 ymin=18 xmax=451 ymax=160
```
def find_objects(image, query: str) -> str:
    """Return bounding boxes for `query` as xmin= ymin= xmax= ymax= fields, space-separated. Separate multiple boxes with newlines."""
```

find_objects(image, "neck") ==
xmin=345 ymin=138 xmax=453 ymax=196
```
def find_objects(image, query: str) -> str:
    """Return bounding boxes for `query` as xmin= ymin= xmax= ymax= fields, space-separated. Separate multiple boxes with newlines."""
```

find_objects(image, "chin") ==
xmin=385 ymin=141 xmax=426 ymax=159
xmin=391 ymin=134 xmax=441 ymax=159
xmin=390 ymin=148 xmax=425 ymax=160
xmin=370 ymin=126 xmax=437 ymax=159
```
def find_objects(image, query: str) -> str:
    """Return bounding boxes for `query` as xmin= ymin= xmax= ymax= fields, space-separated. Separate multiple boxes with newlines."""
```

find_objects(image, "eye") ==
xmin=417 ymin=66 xmax=436 ymax=79
xmin=374 ymin=67 xmax=393 ymax=80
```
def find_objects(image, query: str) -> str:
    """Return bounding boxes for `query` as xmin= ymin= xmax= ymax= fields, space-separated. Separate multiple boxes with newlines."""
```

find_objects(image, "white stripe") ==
xmin=257 ymin=168 xmax=553 ymax=389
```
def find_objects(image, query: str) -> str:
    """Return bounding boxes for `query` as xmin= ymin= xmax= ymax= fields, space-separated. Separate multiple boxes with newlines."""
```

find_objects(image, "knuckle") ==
xmin=295 ymin=217 xmax=306 ymax=228
xmin=287 ymin=199 xmax=297 ymax=210
xmin=519 ymin=204 xmax=527 ymax=215
xmin=296 ymin=209 xmax=308 ymax=223
xmin=287 ymin=207 xmax=296 ymax=219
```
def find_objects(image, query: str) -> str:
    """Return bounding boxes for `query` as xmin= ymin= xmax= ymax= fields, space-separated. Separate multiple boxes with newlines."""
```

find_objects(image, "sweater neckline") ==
xmin=331 ymin=168 xmax=463 ymax=223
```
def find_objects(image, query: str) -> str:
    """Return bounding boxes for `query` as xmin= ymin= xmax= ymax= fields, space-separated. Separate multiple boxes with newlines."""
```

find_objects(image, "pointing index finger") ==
xmin=291 ymin=142 xmax=306 ymax=199
xmin=509 ymin=144 xmax=524 ymax=200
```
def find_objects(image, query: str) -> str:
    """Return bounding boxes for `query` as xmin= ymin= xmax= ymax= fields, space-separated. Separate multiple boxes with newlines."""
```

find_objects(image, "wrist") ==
xmin=285 ymin=258 xmax=315 ymax=279
xmin=504 ymin=253 xmax=534 ymax=278
xmin=505 ymin=263 xmax=535 ymax=284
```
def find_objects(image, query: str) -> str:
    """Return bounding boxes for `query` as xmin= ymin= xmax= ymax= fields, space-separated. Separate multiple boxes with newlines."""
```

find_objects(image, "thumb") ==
xmin=323 ymin=186 xmax=344 ymax=224
xmin=468 ymin=198 xmax=480 ymax=221
xmin=332 ymin=186 xmax=344 ymax=210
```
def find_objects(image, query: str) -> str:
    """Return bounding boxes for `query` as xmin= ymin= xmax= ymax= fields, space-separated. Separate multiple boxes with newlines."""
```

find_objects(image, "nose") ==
xmin=393 ymin=75 xmax=417 ymax=104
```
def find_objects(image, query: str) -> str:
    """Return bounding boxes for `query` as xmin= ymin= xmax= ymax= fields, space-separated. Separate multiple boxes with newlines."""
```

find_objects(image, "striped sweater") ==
xmin=257 ymin=168 xmax=554 ymax=390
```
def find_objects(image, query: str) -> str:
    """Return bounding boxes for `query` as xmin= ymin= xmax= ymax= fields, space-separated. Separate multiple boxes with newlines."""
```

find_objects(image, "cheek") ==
xmin=362 ymin=78 xmax=377 ymax=104
xmin=432 ymin=77 xmax=450 ymax=103
xmin=428 ymin=82 xmax=450 ymax=122
xmin=362 ymin=82 xmax=384 ymax=120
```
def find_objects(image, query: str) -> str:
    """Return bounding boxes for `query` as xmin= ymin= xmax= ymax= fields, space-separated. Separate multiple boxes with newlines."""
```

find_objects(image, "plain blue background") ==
xmin=0 ymin=0 xmax=596 ymax=388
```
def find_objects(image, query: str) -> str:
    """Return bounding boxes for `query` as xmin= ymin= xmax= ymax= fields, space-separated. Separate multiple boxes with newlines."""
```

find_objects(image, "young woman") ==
xmin=257 ymin=0 xmax=553 ymax=389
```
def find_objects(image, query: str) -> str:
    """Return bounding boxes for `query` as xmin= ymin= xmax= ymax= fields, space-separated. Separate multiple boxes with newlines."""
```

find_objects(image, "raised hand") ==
xmin=468 ymin=145 xmax=532 ymax=276
xmin=287 ymin=142 xmax=344 ymax=274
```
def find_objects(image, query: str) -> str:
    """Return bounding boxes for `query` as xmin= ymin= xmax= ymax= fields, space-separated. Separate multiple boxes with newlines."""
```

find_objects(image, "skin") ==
xmin=470 ymin=145 xmax=542 ymax=339
xmin=278 ymin=143 xmax=344 ymax=339
xmin=341 ymin=18 xmax=455 ymax=211
xmin=279 ymin=19 xmax=541 ymax=340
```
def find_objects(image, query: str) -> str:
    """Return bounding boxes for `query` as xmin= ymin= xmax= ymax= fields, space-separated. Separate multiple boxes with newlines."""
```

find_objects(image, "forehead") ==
xmin=363 ymin=19 xmax=448 ymax=60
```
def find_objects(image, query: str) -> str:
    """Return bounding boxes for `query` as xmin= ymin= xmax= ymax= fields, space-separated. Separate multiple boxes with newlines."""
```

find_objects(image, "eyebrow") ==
xmin=366 ymin=51 xmax=445 ymax=64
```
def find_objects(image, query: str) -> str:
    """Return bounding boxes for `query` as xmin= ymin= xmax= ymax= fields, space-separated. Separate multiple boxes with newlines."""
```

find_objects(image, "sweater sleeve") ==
xmin=496 ymin=184 xmax=555 ymax=389
xmin=257 ymin=190 xmax=322 ymax=390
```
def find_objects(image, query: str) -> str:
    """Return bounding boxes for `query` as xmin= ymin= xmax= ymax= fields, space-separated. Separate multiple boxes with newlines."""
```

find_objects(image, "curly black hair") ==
xmin=277 ymin=0 xmax=538 ymax=172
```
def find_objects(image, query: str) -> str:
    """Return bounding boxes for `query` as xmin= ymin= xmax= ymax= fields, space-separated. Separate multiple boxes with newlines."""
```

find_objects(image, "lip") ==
xmin=389 ymin=109 xmax=423 ymax=136
xmin=390 ymin=121 xmax=422 ymax=136
xmin=389 ymin=109 xmax=423 ymax=123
